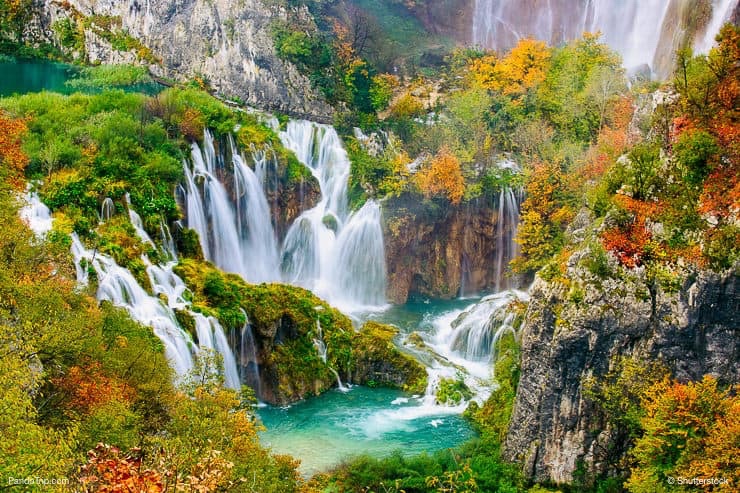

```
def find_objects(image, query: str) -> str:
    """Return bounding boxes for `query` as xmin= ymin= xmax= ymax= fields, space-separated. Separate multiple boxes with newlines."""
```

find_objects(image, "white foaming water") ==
xmin=472 ymin=0 xmax=739 ymax=76
xmin=71 ymin=233 xmax=195 ymax=378
xmin=696 ymin=0 xmax=739 ymax=54
xmin=100 ymin=197 xmax=115 ymax=222
xmin=70 ymin=206 xmax=241 ymax=390
xmin=180 ymin=121 xmax=387 ymax=313
xmin=20 ymin=192 xmax=54 ymax=237
xmin=362 ymin=290 xmax=529 ymax=430
xmin=279 ymin=120 xmax=387 ymax=313
xmin=125 ymin=193 xmax=155 ymax=247
xmin=495 ymin=182 xmax=523 ymax=292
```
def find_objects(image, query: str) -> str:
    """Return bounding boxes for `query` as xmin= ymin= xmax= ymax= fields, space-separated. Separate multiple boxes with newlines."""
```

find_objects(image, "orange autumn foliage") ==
xmin=601 ymin=195 xmax=662 ymax=268
xmin=55 ymin=362 xmax=136 ymax=416
xmin=415 ymin=147 xmax=465 ymax=204
xmin=630 ymin=376 xmax=739 ymax=492
xmin=79 ymin=444 xmax=164 ymax=493
xmin=0 ymin=111 xmax=29 ymax=189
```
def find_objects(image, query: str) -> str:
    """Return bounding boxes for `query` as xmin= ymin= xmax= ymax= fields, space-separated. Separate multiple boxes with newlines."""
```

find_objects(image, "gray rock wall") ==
xmin=37 ymin=0 xmax=332 ymax=120
xmin=504 ymin=257 xmax=739 ymax=484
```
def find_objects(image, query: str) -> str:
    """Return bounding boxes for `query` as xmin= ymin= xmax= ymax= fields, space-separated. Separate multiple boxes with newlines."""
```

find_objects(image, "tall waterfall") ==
xmin=180 ymin=120 xmax=387 ymax=313
xmin=472 ymin=0 xmax=739 ymax=76
xmin=179 ymin=130 xmax=281 ymax=283
xmin=279 ymin=121 xmax=387 ymax=312
xmin=494 ymin=186 xmax=523 ymax=292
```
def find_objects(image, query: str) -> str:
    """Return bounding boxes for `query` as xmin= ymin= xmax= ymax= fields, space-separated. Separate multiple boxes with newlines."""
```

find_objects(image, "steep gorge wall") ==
xmin=34 ymin=0 xmax=332 ymax=120
xmin=503 ymin=252 xmax=739 ymax=484
xmin=382 ymin=194 xmax=521 ymax=303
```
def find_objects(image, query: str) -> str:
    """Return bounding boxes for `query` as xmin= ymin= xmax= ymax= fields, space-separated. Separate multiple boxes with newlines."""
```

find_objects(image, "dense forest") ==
xmin=0 ymin=0 xmax=738 ymax=492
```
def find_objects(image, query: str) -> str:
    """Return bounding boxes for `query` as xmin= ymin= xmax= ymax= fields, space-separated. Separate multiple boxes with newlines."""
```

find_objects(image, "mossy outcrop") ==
xmin=350 ymin=321 xmax=428 ymax=394
xmin=175 ymin=258 xmax=353 ymax=405
xmin=175 ymin=259 xmax=429 ymax=405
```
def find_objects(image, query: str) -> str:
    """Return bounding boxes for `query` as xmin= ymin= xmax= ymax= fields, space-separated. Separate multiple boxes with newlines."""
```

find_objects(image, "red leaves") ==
xmin=601 ymin=196 xmax=662 ymax=268
xmin=79 ymin=444 xmax=164 ymax=493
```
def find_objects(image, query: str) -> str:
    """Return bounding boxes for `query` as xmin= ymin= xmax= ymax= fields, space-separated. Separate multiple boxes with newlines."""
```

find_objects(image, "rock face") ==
xmin=349 ymin=322 xmax=428 ymax=394
xmin=382 ymin=194 xmax=521 ymax=303
xmin=37 ymin=0 xmax=332 ymax=120
xmin=408 ymin=0 xmax=472 ymax=42
xmin=504 ymin=254 xmax=739 ymax=484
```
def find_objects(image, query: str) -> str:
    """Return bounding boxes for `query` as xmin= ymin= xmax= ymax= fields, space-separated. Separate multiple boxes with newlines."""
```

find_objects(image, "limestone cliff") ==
xmin=503 ymin=243 xmax=739 ymax=484
xmin=36 ymin=0 xmax=332 ymax=120
xmin=382 ymin=193 xmax=522 ymax=303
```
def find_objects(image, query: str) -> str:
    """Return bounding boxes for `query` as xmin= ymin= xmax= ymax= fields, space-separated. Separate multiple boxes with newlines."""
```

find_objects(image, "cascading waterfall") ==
xmin=442 ymin=290 xmax=527 ymax=364
xmin=20 ymin=192 xmax=54 ymax=237
xmin=56 ymin=194 xmax=243 ymax=390
xmin=312 ymin=318 xmax=350 ymax=391
xmin=100 ymin=197 xmax=115 ymax=222
xmin=179 ymin=121 xmax=387 ymax=312
xmin=494 ymin=186 xmax=523 ymax=292
xmin=279 ymin=120 xmax=387 ymax=312
xmin=236 ymin=313 xmax=262 ymax=397
xmin=472 ymin=0 xmax=739 ymax=75
xmin=71 ymin=234 xmax=196 ymax=377
xmin=696 ymin=0 xmax=739 ymax=53
xmin=423 ymin=290 xmax=529 ymax=404
xmin=180 ymin=130 xmax=281 ymax=284
xmin=126 ymin=193 xmax=155 ymax=247
xmin=230 ymin=137 xmax=281 ymax=283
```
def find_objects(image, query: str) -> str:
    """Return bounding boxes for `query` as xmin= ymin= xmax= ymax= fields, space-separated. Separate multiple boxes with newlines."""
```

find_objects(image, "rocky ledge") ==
xmin=503 ymin=244 xmax=738 ymax=484
xmin=36 ymin=0 xmax=332 ymax=120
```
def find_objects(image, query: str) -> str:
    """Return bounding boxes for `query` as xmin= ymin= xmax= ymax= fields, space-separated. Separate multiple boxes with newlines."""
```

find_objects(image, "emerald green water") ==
xmin=0 ymin=59 xmax=162 ymax=97
xmin=0 ymin=59 xmax=78 ymax=96
xmin=258 ymin=386 xmax=476 ymax=476
xmin=258 ymin=298 xmax=486 ymax=476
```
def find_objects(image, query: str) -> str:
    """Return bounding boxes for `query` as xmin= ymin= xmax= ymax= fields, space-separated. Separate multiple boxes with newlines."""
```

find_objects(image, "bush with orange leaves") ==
xmin=0 ymin=111 xmax=29 ymax=189
xmin=626 ymin=376 xmax=739 ymax=493
xmin=54 ymin=362 xmax=136 ymax=417
xmin=414 ymin=146 xmax=465 ymax=204
xmin=79 ymin=444 xmax=164 ymax=493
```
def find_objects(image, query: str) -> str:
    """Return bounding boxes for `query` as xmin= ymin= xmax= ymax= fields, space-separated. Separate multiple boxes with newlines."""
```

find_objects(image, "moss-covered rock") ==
xmin=435 ymin=376 xmax=473 ymax=405
xmin=350 ymin=321 xmax=428 ymax=394
xmin=174 ymin=258 xmax=354 ymax=405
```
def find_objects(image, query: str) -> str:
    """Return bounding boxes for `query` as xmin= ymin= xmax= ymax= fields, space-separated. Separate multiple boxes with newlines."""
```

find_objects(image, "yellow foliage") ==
xmin=415 ymin=147 xmax=465 ymax=204
xmin=469 ymin=39 xmax=550 ymax=96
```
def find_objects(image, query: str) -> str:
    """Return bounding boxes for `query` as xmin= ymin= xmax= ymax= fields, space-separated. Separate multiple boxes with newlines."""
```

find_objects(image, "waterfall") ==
xmin=696 ymin=0 xmax=739 ymax=54
xmin=69 ymin=205 xmax=242 ymax=390
xmin=179 ymin=120 xmax=387 ymax=312
xmin=494 ymin=186 xmax=522 ymax=292
xmin=192 ymin=312 xmax=241 ymax=390
xmin=238 ymin=315 xmax=262 ymax=398
xmin=327 ymin=201 xmax=387 ymax=310
xmin=412 ymin=289 xmax=530 ymax=413
xmin=100 ymin=197 xmax=115 ymax=222
xmin=279 ymin=120 xmax=387 ymax=312
xmin=180 ymin=130 xmax=281 ymax=284
xmin=71 ymin=234 xmax=195 ymax=377
xmin=230 ymin=137 xmax=281 ymax=283
xmin=125 ymin=194 xmax=155 ymax=247
xmin=444 ymin=291 xmax=524 ymax=362
xmin=312 ymin=317 xmax=350 ymax=392
xmin=20 ymin=192 xmax=54 ymax=237
xmin=472 ymin=0 xmax=739 ymax=76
